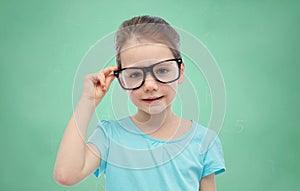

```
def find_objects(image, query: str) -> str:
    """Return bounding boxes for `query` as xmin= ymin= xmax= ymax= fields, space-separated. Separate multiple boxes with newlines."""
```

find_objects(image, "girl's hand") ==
xmin=81 ymin=66 xmax=118 ymax=106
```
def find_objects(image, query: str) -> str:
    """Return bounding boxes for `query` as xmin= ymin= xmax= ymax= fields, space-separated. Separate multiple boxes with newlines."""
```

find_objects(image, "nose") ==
xmin=143 ymin=72 xmax=158 ymax=91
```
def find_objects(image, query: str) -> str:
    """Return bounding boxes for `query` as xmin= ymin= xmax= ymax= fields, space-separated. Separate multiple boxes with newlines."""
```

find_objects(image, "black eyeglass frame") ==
xmin=113 ymin=58 xmax=183 ymax=90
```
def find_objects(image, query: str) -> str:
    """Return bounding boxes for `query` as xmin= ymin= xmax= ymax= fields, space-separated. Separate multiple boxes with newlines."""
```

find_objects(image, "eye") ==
xmin=156 ymin=68 xmax=169 ymax=74
xmin=129 ymin=72 xmax=143 ymax=78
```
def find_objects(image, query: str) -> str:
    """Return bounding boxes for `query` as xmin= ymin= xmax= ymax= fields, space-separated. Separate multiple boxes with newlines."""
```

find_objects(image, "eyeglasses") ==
xmin=114 ymin=58 xmax=183 ymax=90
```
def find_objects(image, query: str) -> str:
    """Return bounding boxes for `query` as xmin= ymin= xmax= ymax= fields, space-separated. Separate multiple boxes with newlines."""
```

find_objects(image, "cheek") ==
xmin=162 ymin=83 xmax=178 ymax=100
xmin=169 ymin=88 xmax=178 ymax=101
xmin=128 ymin=90 xmax=140 ymax=104
xmin=167 ymin=82 xmax=178 ymax=93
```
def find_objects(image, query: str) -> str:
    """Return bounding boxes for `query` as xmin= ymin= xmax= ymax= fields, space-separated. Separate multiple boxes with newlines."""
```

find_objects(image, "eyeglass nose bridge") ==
xmin=142 ymin=65 xmax=157 ymax=81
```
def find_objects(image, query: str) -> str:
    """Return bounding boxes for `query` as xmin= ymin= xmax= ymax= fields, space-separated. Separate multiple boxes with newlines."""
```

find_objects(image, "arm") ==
xmin=199 ymin=174 xmax=216 ymax=191
xmin=53 ymin=66 xmax=117 ymax=186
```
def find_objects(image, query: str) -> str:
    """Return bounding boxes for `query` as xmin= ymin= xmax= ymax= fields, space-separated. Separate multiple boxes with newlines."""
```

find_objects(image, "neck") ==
xmin=132 ymin=107 xmax=178 ymax=134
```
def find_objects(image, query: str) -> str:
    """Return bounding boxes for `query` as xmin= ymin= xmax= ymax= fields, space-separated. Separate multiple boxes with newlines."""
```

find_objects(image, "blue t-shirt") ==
xmin=87 ymin=117 xmax=225 ymax=191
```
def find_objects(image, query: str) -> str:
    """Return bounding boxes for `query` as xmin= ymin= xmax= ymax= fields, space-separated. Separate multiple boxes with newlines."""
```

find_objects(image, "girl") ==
xmin=54 ymin=15 xmax=225 ymax=191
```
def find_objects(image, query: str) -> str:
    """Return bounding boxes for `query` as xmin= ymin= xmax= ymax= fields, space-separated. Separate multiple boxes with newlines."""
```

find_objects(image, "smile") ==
xmin=142 ymin=96 xmax=164 ymax=103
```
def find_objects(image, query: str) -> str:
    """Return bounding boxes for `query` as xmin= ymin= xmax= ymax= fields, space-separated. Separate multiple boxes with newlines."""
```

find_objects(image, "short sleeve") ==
xmin=202 ymin=136 xmax=226 ymax=177
xmin=87 ymin=120 xmax=110 ymax=178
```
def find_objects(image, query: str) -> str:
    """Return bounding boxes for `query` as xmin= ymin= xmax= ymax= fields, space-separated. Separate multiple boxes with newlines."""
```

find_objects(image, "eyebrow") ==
xmin=121 ymin=58 xmax=178 ymax=69
xmin=122 ymin=60 xmax=159 ymax=68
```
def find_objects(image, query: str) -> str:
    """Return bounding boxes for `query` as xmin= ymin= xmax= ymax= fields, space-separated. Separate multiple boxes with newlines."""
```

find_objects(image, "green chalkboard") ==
xmin=1 ymin=0 xmax=299 ymax=190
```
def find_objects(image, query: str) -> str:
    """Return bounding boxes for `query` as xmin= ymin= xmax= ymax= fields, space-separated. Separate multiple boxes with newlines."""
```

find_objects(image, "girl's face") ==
xmin=119 ymin=39 xmax=185 ymax=116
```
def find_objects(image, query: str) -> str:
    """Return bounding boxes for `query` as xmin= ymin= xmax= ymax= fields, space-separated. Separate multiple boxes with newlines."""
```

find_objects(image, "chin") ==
xmin=144 ymin=103 xmax=170 ymax=115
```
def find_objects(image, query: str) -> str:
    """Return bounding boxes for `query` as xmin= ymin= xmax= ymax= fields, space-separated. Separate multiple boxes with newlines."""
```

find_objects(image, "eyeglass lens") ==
xmin=118 ymin=60 xmax=180 ymax=89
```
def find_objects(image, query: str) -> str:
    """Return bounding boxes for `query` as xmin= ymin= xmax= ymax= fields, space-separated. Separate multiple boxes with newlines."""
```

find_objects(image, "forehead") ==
xmin=120 ymin=40 xmax=174 ymax=68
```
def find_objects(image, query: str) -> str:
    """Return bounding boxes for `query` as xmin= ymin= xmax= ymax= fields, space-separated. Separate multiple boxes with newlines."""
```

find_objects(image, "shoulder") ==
xmin=191 ymin=121 xmax=222 ymax=154
xmin=96 ymin=117 xmax=128 ymax=129
xmin=96 ymin=117 xmax=136 ymax=137
xmin=97 ymin=119 xmax=119 ymax=127
xmin=191 ymin=121 xmax=217 ymax=139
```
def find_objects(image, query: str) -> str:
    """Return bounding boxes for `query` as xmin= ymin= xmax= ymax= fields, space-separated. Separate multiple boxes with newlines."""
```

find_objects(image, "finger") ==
xmin=86 ymin=74 xmax=98 ymax=85
xmin=94 ymin=71 xmax=104 ymax=89
xmin=105 ymin=74 xmax=116 ymax=88
xmin=95 ymin=66 xmax=118 ymax=91
xmin=101 ymin=66 xmax=118 ymax=76
xmin=98 ymin=72 xmax=106 ymax=89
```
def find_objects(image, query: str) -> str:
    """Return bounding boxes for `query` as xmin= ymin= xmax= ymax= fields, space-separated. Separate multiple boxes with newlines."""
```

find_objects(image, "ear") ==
xmin=178 ymin=63 xmax=185 ymax=84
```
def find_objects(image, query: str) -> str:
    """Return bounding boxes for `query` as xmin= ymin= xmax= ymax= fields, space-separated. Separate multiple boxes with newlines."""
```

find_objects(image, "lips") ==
xmin=142 ymin=96 xmax=164 ymax=103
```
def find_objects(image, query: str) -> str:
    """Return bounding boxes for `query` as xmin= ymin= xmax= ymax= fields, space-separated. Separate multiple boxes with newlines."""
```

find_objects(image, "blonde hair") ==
xmin=115 ymin=15 xmax=181 ymax=68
